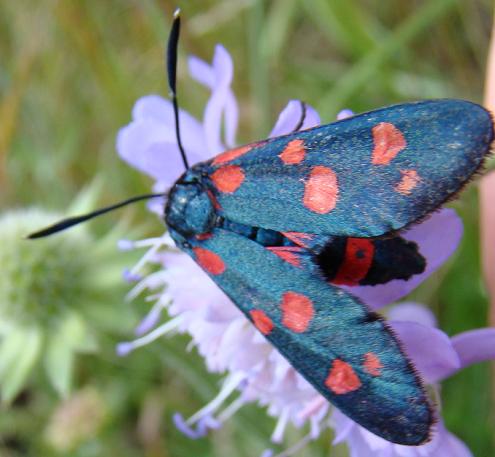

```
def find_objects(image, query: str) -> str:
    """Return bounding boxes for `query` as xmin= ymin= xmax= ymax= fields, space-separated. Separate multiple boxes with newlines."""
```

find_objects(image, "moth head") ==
xmin=165 ymin=172 xmax=216 ymax=238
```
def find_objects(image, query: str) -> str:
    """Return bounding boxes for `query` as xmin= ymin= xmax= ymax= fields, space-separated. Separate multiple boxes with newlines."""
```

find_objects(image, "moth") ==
xmin=29 ymin=10 xmax=494 ymax=445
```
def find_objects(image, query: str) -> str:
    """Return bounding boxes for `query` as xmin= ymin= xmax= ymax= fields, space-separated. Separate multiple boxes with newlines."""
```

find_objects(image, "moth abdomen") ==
xmin=316 ymin=236 xmax=426 ymax=286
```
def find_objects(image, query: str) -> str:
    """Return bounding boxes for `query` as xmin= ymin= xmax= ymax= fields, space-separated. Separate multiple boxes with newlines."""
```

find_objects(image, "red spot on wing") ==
xmin=279 ymin=139 xmax=306 ymax=164
xmin=211 ymin=165 xmax=245 ymax=193
xmin=195 ymin=233 xmax=213 ymax=241
xmin=280 ymin=291 xmax=314 ymax=333
xmin=395 ymin=169 xmax=421 ymax=195
xmin=267 ymin=246 xmax=303 ymax=267
xmin=250 ymin=309 xmax=274 ymax=335
xmin=282 ymin=232 xmax=314 ymax=248
xmin=332 ymin=238 xmax=375 ymax=286
xmin=303 ymin=166 xmax=339 ymax=214
xmin=212 ymin=145 xmax=253 ymax=166
xmin=325 ymin=359 xmax=362 ymax=394
xmin=371 ymin=122 xmax=406 ymax=165
xmin=193 ymin=247 xmax=226 ymax=275
xmin=363 ymin=352 xmax=383 ymax=377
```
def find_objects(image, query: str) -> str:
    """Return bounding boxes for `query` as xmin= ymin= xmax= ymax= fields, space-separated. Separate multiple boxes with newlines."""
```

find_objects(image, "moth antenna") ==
xmin=26 ymin=193 xmax=165 ymax=239
xmin=167 ymin=8 xmax=189 ymax=170
xmin=290 ymin=100 xmax=308 ymax=133
xmin=29 ymin=12 xmax=186 ymax=240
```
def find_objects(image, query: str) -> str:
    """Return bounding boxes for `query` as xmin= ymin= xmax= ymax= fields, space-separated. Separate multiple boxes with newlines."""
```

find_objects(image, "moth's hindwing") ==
xmin=203 ymin=99 xmax=493 ymax=237
xmin=309 ymin=234 xmax=426 ymax=286
xmin=182 ymin=229 xmax=433 ymax=445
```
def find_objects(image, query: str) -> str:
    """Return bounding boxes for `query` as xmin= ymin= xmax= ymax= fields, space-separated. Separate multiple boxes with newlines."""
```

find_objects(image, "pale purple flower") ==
xmin=116 ymin=44 xmax=491 ymax=456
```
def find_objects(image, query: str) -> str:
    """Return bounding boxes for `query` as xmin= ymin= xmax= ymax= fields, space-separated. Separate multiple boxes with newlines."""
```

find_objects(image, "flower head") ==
xmin=0 ymin=184 xmax=132 ymax=401
xmin=116 ymin=44 xmax=491 ymax=456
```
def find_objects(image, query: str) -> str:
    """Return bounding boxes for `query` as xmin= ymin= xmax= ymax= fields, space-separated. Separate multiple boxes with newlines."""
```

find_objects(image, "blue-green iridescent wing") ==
xmin=201 ymin=99 xmax=492 ymax=237
xmin=181 ymin=228 xmax=433 ymax=445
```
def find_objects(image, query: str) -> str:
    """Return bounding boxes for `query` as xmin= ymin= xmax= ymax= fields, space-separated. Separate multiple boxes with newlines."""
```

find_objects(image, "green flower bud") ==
xmin=0 ymin=199 xmax=136 ymax=401
xmin=0 ymin=209 xmax=94 ymax=326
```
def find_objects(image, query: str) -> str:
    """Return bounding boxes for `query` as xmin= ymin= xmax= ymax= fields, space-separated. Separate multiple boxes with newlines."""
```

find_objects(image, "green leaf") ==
xmin=248 ymin=0 xmax=271 ymax=137
xmin=260 ymin=0 xmax=298 ymax=62
xmin=44 ymin=313 xmax=97 ymax=397
xmin=315 ymin=0 xmax=457 ymax=119
xmin=84 ymin=300 xmax=137 ymax=334
xmin=303 ymin=0 xmax=383 ymax=57
xmin=44 ymin=334 xmax=74 ymax=398
xmin=60 ymin=312 xmax=98 ymax=353
xmin=67 ymin=177 xmax=103 ymax=215
xmin=0 ymin=327 xmax=42 ymax=404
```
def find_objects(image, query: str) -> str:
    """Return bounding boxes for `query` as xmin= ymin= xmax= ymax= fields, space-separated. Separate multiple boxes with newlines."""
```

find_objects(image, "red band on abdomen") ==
xmin=332 ymin=238 xmax=374 ymax=286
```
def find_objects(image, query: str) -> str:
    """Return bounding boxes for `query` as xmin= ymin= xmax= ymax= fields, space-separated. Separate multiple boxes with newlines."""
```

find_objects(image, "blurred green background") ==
xmin=1 ymin=0 xmax=494 ymax=456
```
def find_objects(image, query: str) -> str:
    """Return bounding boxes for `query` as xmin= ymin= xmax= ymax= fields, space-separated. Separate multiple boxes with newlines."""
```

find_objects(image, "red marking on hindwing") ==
xmin=395 ymin=169 xmax=421 ymax=195
xmin=303 ymin=166 xmax=339 ymax=214
xmin=267 ymin=246 xmax=303 ymax=267
xmin=371 ymin=122 xmax=406 ymax=165
xmin=193 ymin=247 xmax=226 ymax=275
xmin=332 ymin=238 xmax=375 ymax=286
xmin=279 ymin=139 xmax=306 ymax=164
xmin=212 ymin=145 xmax=253 ymax=165
xmin=363 ymin=352 xmax=383 ymax=377
xmin=282 ymin=232 xmax=314 ymax=248
xmin=250 ymin=309 xmax=274 ymax=335
xmin=325 ymin=359 xmax=362 ymax=394
xmin=211 ymin=165 xmax=245 ymax=193
xmin=280 ymin=291 xmax=314 ymax=333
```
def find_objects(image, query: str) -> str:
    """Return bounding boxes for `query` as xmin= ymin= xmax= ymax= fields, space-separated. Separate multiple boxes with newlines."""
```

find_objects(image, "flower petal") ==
xmin=346 ymin=426 xmax=395 ymax=456
xmin=223 ymin=92 xmax=239 ymax=149
xmin=132 ymin=94 xmax=173 ymax=121
xmin=439 ymin=430 xmax=474 ymax=457
xmin=260 ymin=450 xmax=274 ymax=457
xmin=269 ymin=100 xmax=320 ymax=138
xmin=332 ymin=408 xmax=473 ymax=457
xmin=347 ymin=209 xmax=463 ymax=309
xmin=331 ymin=408 xmax=356 ymax=444
xmin=131 ymin=95 xmax=207 ymax=155
xmin=387 ymin=302 xmax=437 ymax=328
xmin=190 ymin=49 xmax=240 ymax=149
xmin=122 ymin=268 xmax=142 ymax=283
xmin=390 ymin=321 xmax=460 ymax=383
xmin=438 ymin=328 xmax=495 ymax=380
xmin=418 ymin=421 xmax=474 ymax=457
xmin=173 ymin=412 xmax=207 ymax=439
xmin=117 ymin=97 xmax=207 ymax=184
xmin=201 ymin=45 xmax=238 ymax=154
xmin=134 ymin=302 xmax=163 ymax=336
xmin=117 ymin=123 xmax=183 ymax=184
xmin=337 ymin=109 xmax=355 ymax=120
xmin=188 ymin=55 xmax=215 ymax=88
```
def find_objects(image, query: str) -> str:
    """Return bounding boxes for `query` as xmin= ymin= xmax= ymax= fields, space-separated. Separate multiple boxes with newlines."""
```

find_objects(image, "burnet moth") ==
xmin=29 ymin=10 xmax=494 ymax=445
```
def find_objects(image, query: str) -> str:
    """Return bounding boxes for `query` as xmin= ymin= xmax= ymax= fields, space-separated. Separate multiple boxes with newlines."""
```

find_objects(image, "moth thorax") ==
xmin=165 ymin=181 xmax=216 ymax=238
